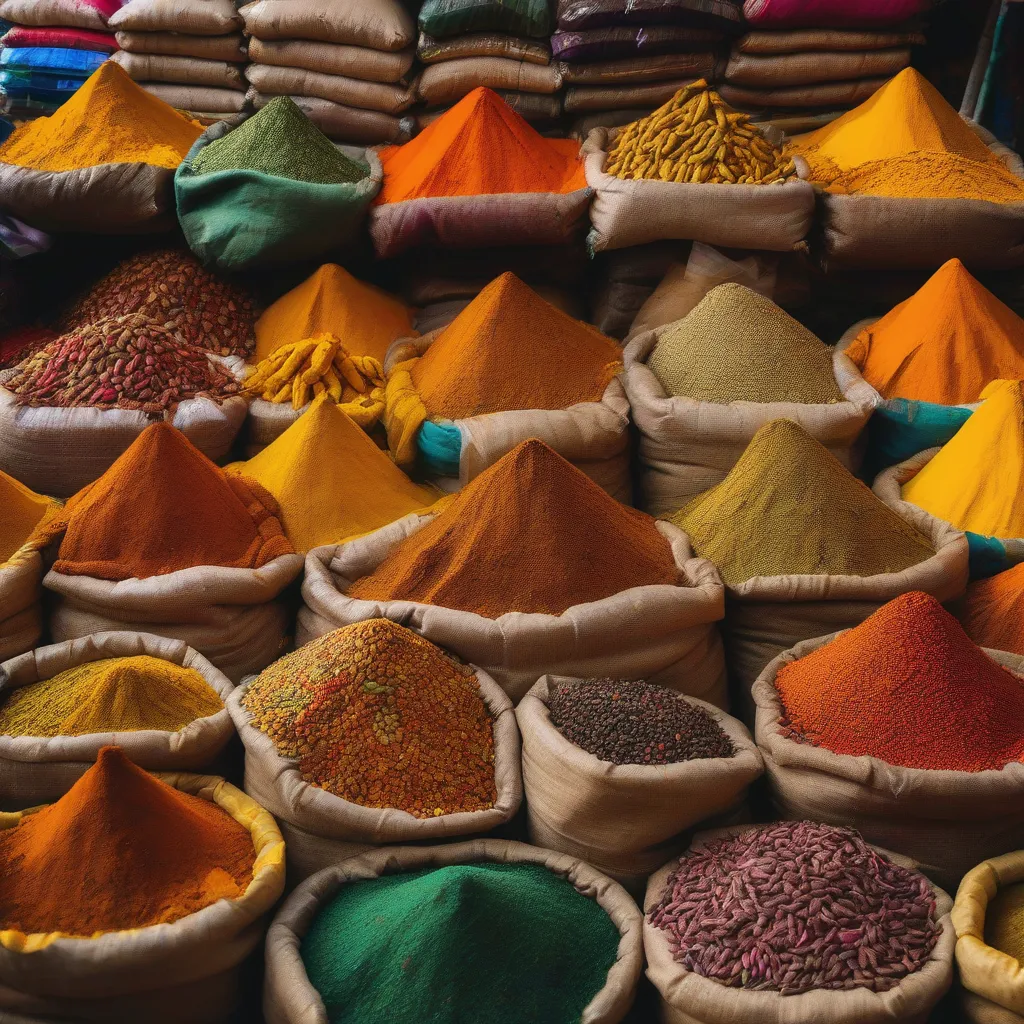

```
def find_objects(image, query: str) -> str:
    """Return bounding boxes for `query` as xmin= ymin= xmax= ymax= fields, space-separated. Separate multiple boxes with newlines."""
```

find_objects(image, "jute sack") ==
xmin=718 ymin=76 xmax=889 ymax=109
xmin=247 ymin=38 xmax=414 ymax=82
xmin=297 ymin=519 xmax=728 ymax=706
xmin=753 ymin=638 xmax=1024 ymax=890
xmin=724 ymin=48 xmax=910 ymax=87
xmin=264 ymin=839 xmax=644 ymax=1024
xmin=115 ymin=31 xmax=247 ymax=61
xmin=44 ymin=553 xmax=304 ymax=684
xmin=735 ymin=27 xmax=926 ymax=52
xmin=108 ymin=0 xmax=242 ymax=35
xmin=0 ymin=631 xmax=235 ymax=805
xmin=645 ymin=826 xmax=956 ymax=1024
xmin=560 ymin=53 xmax=719 ymax=85
xmin=229 ymin=662 xmax=523 ymax=885
xmin=416 ymin=55 xmax=560 ymax=104
xmin=247 ymin=89 xmax=414 ymax=144
xmin=417 ymin=90 xmax=562 ymax=129
xmin=566 ymin=80 xmax=715 ymax=114
xmin=517 ymin=675 xmax=763 ymax=883
xmin=584 ymin=127 xmax=815 ymax=253
xmin=245 ymin=63 xmax=415 ymax=113
xmin=815 ymin=123 xmax=1024 ymax=269
xmin=723 ymin=501 xmax=969 ymax=718
xmin=382 ymin=332 xmax=631 ymax=501
xmin=141 ymin=82 xmax=248 ymax=112
xmin=0 ymin=772 xmax=284 ymax=1024
xmin=111 ymin=50 xmax=246 ymax=89
xmin=0 ymin=550 xmax=44 ymax=663
xmin=238 ymin=0 xmax=415 ymax=50
xmin=621 ymin=329 xmax=875 ymax=515
xmin=418 ymin=31 xmax=551 ymax=65
xmin=0 ymin=0 xmax=119 ymax=30
xmin=0 ymin=381 xmax=248 ymax=499
xmin=955 ymin=852 xmax=1024 ymax=1024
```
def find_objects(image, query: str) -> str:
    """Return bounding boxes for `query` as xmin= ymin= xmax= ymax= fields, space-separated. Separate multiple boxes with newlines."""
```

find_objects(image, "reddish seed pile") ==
xmin=648 ymin=821 xmax=941 ymax=995
xmin=775 ymin=591 xmax=1024 ymax=772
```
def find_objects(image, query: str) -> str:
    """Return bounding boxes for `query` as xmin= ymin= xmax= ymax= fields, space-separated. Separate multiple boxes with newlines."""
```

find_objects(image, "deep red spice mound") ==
xmin=775 ymin=591 xmax=1024 ymax=772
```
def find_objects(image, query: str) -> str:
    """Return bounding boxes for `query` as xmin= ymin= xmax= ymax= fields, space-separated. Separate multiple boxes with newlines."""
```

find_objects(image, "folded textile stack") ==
xmin=721 ymin=0 xmax=930 ymax=113
xmin=415 ymin=0 xmax=561 ymax=128
xmin=239 ymin=0 xmax=416 ymax=144
xmin=0 ymin=0 xmax=119 ymax=117
xmin=554 ymin=0 xmax=740 ymax=130
xmin=109 ymin=0 xmax=246 ymax=120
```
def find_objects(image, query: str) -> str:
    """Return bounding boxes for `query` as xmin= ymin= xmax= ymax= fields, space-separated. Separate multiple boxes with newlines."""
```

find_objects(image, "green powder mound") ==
xmin=301 ymin=862 xmax=620 ymax=1024
xmin=647 ymin=284 xmax=845 ymax=406
xmin=670 ymin=419 xmax=935 ymax=586
xmin=191 ymin=97 xmax=366 ymax=185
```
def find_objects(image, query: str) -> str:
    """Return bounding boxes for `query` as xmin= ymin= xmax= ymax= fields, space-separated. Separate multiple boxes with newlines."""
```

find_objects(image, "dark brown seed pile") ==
xmin=7 ymin=313 xmax=241 ymax=413
xmin=547 ymin=678 xmax=734 ymax=765
xmin=60 ymin=249 xmax=257 ymax=358
xmin=648 ymin=821 xmax=942 ymax=996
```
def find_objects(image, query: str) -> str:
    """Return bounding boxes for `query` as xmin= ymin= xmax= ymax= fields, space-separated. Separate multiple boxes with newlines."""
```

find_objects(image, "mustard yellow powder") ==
xmin=985 ymin=882 xmax=1024 ymax=965
xmin=0 ymin=469 xmax=53 ymax=565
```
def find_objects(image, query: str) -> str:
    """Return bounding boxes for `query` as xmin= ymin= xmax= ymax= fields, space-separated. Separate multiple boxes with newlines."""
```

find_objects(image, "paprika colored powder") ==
xmin=51 ymin=422 xmax=293 ymax=581
xmin=775 ymin=591 xmax=1024 ymax=772
xmin=958 ymin=561 xmax=1024 ymax=657
xmin=0 ymin=746 xmax=254 ymax=935
xmin=347 ymin=439 xmax=678 ymax=618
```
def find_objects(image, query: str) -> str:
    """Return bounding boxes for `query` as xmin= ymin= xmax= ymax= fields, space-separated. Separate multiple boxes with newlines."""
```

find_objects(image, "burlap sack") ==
xmin=115 ymin=30 xmax=247 ymax=60
xmin=561 ymin=52 xmax=718 ymax=84
xmin=815 ymin=123 xmax=1024 ymax=269
xmin=108 ymin=0 xmax=242 ymax=34
xmin=954 ymin=851 xmax=1024 ymax=1023
xmin=0 ymin=0 xmax=118 ymax=30
xmin=264 ymin=839 xmax=644 ymax=1024
xmin=112 ymin=50 xmax=245 ymax=89
xmin=584 ymin=127 xmax=815 ymax=253
xmin=753 ymin=638 xmax=1024 ymax=889
xmin=723 ymin=501 xmax=969 ymax=717
xmin=621 ymin=329 xmax=875 ymax=515
xmin=229 ymin=662 xmax=523 ymax=883
xmin=142 ymin=82 xmax=248 ymax=112
xmin=44 ymin=553 xmax=304 ymax=684
xmin=247 ymin=38 xmax=413 ymax=82
xmin=645 ymin=826 xmax=956 ymax=1024
xmin=735 ymin=27 xmax=926 ymax=52
xmin=415 ymin=54 xmax=560 ymax=105
xmin=0 ymin=551 xmax=43 ymax=663
xmin=417 ymin=89 xmax=563 ymax=128
xmin=0 ymin=383 xmax=248 ymax=498
xmin=247 ymin=90 xmax=413 ymax=144
xmin=517 ymin=675 xmax=763 ymax=883
xmin=298 ymin=519 xmax=727 ymax=706
xmin=238 ymin=0 xmax=414 ymax=50
xmin=725 ymin=48 xmax=910 ymax=86
xmin=0 ymin=772 xmax=284 ymax=1024
xmin=418 ymin=30 xmax=551 ymax=65
xmin=565 ymin=79 xmax=709 ymax=113
xmin=245 ymin=64 xmax=415 ymax=113
xmin=0 ymin=631 xmax=235 ymax=806
xmin=719 ymin=77 xmax=890 ymax=109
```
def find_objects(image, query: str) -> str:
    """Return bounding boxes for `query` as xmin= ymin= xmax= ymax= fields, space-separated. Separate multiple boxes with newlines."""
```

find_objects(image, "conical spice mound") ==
xmin=0 ymin=469 xmax=52 ymax=564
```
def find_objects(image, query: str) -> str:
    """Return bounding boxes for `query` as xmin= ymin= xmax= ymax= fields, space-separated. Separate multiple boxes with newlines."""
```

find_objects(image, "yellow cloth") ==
xmin=0 ymin=470 xmax=53 ymax=565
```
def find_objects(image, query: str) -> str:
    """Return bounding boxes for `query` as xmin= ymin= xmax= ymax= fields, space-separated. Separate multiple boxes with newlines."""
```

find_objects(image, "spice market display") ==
xmin=0 ymin=4 xmax=1022 ymax=1020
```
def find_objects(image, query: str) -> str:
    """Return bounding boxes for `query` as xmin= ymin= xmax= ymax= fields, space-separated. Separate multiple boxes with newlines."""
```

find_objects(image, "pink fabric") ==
xmin=743 ymin=0 xmax=930 ymax=26
xmin=0 ymin=25 xmax=118 ymax=50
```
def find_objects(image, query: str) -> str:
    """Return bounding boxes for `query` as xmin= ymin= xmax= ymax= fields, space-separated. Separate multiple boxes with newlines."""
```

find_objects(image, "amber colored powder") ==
xmin=347 ymin=439 xmax=677 ymax=618
xmin=52 ymin=422 xmax=293 ymax=582
xmin=669 ymin=420 xmax=934 ymax=587
xmin=376 ymin=87 xmax=585 ymax=204
xmin=959 ymin=562 xmax=1024 ymax=657
xmin=253 ymin=264 xmax=416 ymax=364
xmin=986 ymin=884 xmax=1024 ymax=965
xmin=410 ymin=272 xmax=622 ymax=418
xmin=775 ymin=592 xmax=1024 ymax=772
xmin=847 ymin=259 xmax=1024 ymax=405
xmin=0 ymin=469 xmax=52 ymax=565
xmin=0 ymin=62 xmax=201 ymax=172
xmin=0 ymin=747 xmax=254 ymax=936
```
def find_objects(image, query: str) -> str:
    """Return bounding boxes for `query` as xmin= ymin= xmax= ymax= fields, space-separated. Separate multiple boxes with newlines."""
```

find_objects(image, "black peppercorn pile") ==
xmin=547 ymin=679 xmax=735 ymax=765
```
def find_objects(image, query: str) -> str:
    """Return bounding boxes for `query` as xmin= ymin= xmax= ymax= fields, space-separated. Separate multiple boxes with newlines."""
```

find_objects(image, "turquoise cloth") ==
xmin=861 ymin=398 xmax=974 ymax=482
xmin=966 ymin=532 xmax=1012 ymax=581
xmin=417 ymin=419 xmax=461 ymax=477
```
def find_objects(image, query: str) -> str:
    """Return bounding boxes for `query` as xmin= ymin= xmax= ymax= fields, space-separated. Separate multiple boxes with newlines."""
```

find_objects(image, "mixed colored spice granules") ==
xmin=242 ymin=619 xmax=496 ymax=818
xmin=775 ymin=592 xmax=1024 ymax=772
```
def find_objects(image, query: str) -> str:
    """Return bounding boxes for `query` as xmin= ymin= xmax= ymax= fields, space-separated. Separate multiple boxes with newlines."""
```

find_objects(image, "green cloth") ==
xmin=302 ymin=862 xmax=620 ymax=1024
xmin=418 ymin=0 xmax=551 ymax=39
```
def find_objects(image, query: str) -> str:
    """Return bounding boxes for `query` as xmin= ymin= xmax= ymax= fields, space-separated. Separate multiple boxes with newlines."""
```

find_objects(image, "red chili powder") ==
xmin=775 ymin=591 xmax=1024 ymax=772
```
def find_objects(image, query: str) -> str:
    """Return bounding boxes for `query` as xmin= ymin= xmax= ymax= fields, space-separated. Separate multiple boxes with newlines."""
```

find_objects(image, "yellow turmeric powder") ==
xmin=0 ymin=62 xmax=202 ymax=172
xmin=0 ymin=470 xmax=54 ymax=565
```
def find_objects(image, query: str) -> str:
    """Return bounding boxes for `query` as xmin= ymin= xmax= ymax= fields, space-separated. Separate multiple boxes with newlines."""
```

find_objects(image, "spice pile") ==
xmin=243 ymin=620 xmax=495 ymax=817
xmin=548 ymin=679 xmax=734 ymax=765
xmin=670 ymin=419 xmax=934 ymax=586
xmin=605 ymin=81 xmax=797 ymax=185
xmin=0 ymin=468 xmax=52 ymax=564
xmin=0 ymin=656 xmax=223 ymax=737
xmin=301 ymin=861 xmax=620 ymax=1024
xmin=647 ymin=283 xmax=843 ymax=404
xmin=776 ymin=591 xmax=1024 ymax=772
xmin=959 ymin=562 xmax=1024 ymax=656
xmin=347 ymin=439 xmax=678 ymax=617
xmin=985 ymin=884 xmax=1024 ymax=965
xmin=5 ymin=314 xmax=241 ymax=413
xmin=649 ymin=821 xmax=941 ymax=995
xmin=0 ymin=746 xmax=254 ymax=935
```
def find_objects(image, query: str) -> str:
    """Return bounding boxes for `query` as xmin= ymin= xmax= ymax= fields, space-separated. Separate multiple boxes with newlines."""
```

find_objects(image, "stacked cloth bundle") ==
xmin=0 ymin=0 xmax=118 ymax=117
xmin=108 ymin=0 xmax=248 ymax=121
xmin=415 ymin=0 xmax=561 ymax=130
xmin=552 ymin=0 xmax=742 ymax=129
xmin=722 ymin=0 xmax=928 ymax=112
xmin=238 ymin=0 xmax=417 ymax=144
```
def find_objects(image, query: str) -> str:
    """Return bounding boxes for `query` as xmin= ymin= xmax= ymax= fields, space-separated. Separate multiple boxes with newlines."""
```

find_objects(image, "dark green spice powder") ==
xmin=301 ymin=862 xmax=620 ymax=1024
xmin=191 ymin=96 xmax=366 ymax=185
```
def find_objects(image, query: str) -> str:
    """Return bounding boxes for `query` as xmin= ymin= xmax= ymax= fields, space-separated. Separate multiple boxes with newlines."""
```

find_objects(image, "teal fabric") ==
xmin=174 ymin=121 xmax=381 ymax=271
xmin=418 ymin=419 xmax=462 ymax=477
xmin=861 ymin=398 xmax=974 ymax=482
xmin=419 ymin=0 xmax=552 ymax=39
xmin=966 ymin=532 xmax=1012 ymax=581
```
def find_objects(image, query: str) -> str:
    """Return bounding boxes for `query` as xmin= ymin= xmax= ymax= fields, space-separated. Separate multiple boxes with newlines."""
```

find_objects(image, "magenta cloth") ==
xmin=743 ymin=0 xmax=931 ymax=26
xmin=0 ymin=26 xmax=118 ymax=51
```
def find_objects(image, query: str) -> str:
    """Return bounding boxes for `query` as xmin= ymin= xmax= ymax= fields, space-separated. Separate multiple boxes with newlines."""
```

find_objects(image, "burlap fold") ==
xmin=0 ymin=551 xmax=44 ymax=663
